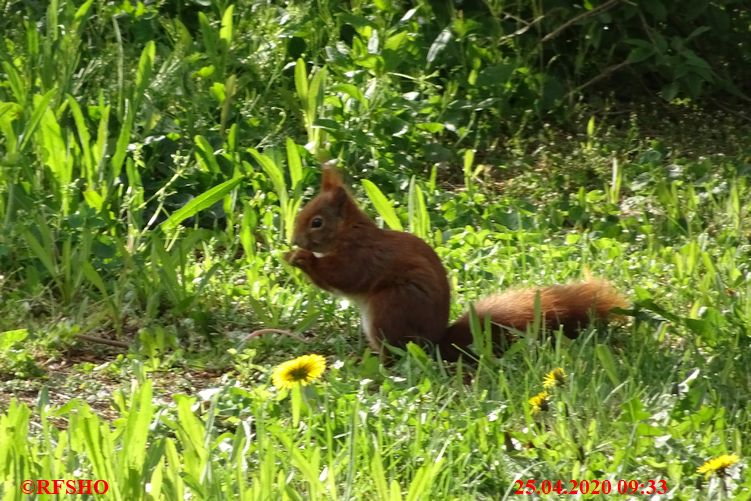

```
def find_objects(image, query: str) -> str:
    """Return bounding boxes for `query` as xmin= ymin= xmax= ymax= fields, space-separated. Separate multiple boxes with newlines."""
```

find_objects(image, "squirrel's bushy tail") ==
xmin=440 ymin=279 xmax=627 ymax=360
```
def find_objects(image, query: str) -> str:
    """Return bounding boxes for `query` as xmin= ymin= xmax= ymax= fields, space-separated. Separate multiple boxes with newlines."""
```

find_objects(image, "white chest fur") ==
xmin=360 ymin=306 xmax=378 ymax=347
xmin=348 ymin=297 xmax=378 ymax=349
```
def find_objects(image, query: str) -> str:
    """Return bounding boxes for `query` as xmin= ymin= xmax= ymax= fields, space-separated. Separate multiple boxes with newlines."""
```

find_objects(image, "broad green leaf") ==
xmin=66 ymin=95 xmax=93 ymax=181
xmin=389 ymin=479 xmax=403 ymax=501
xmin=149 ymin=459 xmax=165 ymax=501
xmin=628 ymin=46 xmax=654 ymax=63
xmin=371 ymin=453 xmax=389 ymax=501
xmin=406 ymin=458 xmax=444 ymax=501
xmin=289 ymin=443 xmax=320 ymax=486
xmin=194 ymin=135 xmax=222 ymax=174
xmin=19 ymin=228 xmax=58 ymax=278
xmin=285 ymin=138 xmax=303 ymax=191
xmin=362 ymin=179 xmax=403 ymax=230
xmin=427 ymin=28 xmax=452 ymax=65
xmin=173 ymin=395 xmax=209 ymax=488
xmin=248 ymin=148 xmax=288 ymax=208
xmin=111 ymin=99 xmax=133 ymax=181
xmin=0 ymin=329 xmax=28 ymax=351
xmin=161 ymin=177 xmax=242 ymax=232
xmin=73 ymin=0 xmax=94 ymax=22
xmin=123 ymin=381 xmax=153 ymax=472
xmin=92 ymin=94 xmax=110 ymax=175
xmin=18 ymin=88 xmax=56 ymax=153
xmin=1 ymin=61 xmax=26 ymax=105
xmin=83 ymin=189 xmax=103 ymax=211
xmin=307 ymin=66 xmax=327 ymax=126
xmin=463 ymin=149 xmax=475 ymax=192
xmin=135 ymin=41 xmax=156 ymax=106
xmin=198 ymin=12 xmax=216 ymax=60
xmin=37 ymin=100 xmax=72 ymax=206
xmin=220 ymin=5 xmax=234 ymax=46
xmin=164 ymin=438 xmax=186 ymax=500
xmin=294 ymin=58 xmax=308 ymax=104
xmin=81 ymin=262 xmax=110 ymax=302
xmin=79 ymin=407 xmax=122 ymax=501
xmin=385 ymin=31 xmax=408 ymax=51
xmin=462 ymin=149 xmax=475 ymax=175
xmin=416 ymin=122 xmax=444 ymax=133
xmin=587 ymin=116 xmax=596 ymax=138
xmin=333 ymin=83 xmax=366 ymax=106
xmin=0 ymin=102 xmax=21 ymax=153
xmin=408 ymin=177 xmax=429 ymax=239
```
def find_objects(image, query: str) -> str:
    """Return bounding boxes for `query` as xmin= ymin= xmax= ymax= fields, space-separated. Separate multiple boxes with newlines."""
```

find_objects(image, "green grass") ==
xmin=1 ymin=0 xmax=751 ymax=499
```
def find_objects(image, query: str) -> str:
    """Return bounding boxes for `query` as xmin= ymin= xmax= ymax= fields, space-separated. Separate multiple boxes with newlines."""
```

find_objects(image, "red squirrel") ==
xmin=285 ymin=166 xmax=626 ymax=360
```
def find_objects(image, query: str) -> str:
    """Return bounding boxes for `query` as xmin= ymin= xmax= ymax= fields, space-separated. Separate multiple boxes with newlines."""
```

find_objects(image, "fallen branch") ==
xmin=76 ymin=334 xmax=130 ymax=349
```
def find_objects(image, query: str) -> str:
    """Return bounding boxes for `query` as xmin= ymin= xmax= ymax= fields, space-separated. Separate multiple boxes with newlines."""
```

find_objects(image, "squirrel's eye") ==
xmin=311 ymin=216 xmax=324 ymax=228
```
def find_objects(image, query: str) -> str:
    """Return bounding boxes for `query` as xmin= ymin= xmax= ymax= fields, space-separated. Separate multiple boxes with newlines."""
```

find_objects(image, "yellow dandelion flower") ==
xmin=528 ymin=391 xmax=550 ymax=413
xmin=272 ymin=354 xmax=327 ymax=390
xmin=697 ymin=454 xmax=740 ymax=478
xmin=543 ymin=368 xmax=567 ymax=389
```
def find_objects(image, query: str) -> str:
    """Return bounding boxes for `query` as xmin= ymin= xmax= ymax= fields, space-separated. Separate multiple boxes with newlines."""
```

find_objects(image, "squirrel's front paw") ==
xmin=285 ymin=249 xmax=313 ymax=268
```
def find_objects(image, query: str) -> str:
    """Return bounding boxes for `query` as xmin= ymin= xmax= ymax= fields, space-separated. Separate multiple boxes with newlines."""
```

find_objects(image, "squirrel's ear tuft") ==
xmin=331 ymin=185 xmax=349 ymax=210
xmin=321 ymin=165 xmax=343 ymax=192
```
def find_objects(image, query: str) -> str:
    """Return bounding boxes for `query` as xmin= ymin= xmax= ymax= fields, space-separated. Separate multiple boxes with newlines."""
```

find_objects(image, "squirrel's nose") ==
xmin=291 ymin=233 xmax=302 ymax=248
